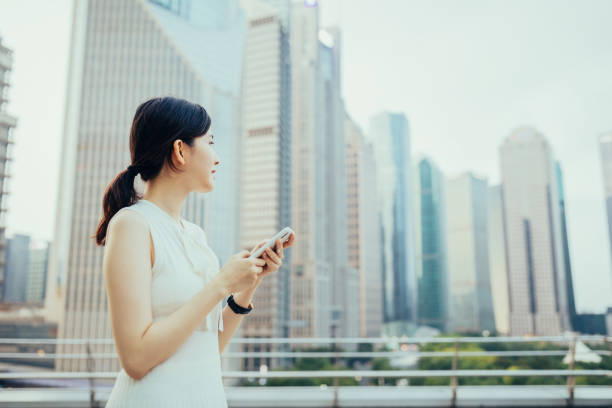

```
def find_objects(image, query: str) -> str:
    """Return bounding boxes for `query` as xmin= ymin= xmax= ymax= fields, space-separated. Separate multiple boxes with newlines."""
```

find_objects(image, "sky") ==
xmin=0 ymin=0 xmax=611 ymax=313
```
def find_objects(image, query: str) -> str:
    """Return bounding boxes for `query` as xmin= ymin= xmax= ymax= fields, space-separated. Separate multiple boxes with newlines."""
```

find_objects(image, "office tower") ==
xmin=366 ymin=112 xmax=417 ymax=336
xmin=345 ymin=114 xmax=382 ymax=338
xmin=487 ymin=185 xmax=510 ymax=335
xmin=556 ymin=162 xmax=577 ymax=330
xmin=49 ymin=0 xmax=244 ymax=372
xmin=3 ymin=235 xmax=30 ymax=302
xmin=289 ymin=2 xmax=332 ymax=340
xmin=500 ymin=127 xmax=570 ymax=335
xmin=26 ymin=242 xmax=50 ymax=304
xmin=600 ymin=133 xmax=612 ymax=271
xmin=239 ymin=0 xmax=292 ymax=370
xmin=318 ymin=27 xmax=353 ymax=340
xmin=446 ymin=173 xmax=495 ymax=333
xmin=0 ymin=37 xmax=16 ymax=301
xmin=414 ymin=158 xmax=448 ymax=331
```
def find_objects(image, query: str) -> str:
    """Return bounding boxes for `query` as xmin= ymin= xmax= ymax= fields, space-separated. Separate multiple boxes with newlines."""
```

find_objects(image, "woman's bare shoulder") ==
xmin=106 ymin=208 xmax=151 ymax=249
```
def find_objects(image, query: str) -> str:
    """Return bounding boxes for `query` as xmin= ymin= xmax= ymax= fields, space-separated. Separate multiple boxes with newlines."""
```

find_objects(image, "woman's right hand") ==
xmin=214 ymin=250 xmax=266 ymax=295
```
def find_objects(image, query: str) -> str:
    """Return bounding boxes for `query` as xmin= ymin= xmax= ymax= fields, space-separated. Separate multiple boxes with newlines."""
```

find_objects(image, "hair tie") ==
xmin=127 ymin=165 xmax=140 ymax=175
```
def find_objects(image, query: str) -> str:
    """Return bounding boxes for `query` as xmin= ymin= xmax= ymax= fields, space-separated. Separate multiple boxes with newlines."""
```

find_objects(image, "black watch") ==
xmin=227 ymin=294 xmax=253 ymax=315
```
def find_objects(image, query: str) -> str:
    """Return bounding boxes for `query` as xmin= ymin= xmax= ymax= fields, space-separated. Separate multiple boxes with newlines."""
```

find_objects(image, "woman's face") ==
xmin=185 ymin=131 xmax=220 ymax=193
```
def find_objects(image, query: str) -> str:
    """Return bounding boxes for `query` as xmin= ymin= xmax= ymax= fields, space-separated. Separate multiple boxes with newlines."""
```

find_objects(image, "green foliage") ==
xmin=242 ymin=337 xmax=612 ymax=387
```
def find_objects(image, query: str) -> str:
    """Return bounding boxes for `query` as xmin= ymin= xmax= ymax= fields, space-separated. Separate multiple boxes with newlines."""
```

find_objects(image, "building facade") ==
xmin=26 ymin=242 xmax=50 ymax=304
xmin=499 ymin=127 xmax=570 ymax=335
xmin=0 ymin=37 xmax=16 ymax=300
xmin=345 ymin=114 xmax=382 ymax=338
xmin=446 ymin=173 xmax=495 ymax=333
xmin=414 ymin=158 xmax=448 ymax=332
xmin=239 ymin=0 xmax=292 ymax=371
xmin=48 ymin=0 xmax=244 ymax=372
xmin=289 ymin=2 xmax=332 ymax=341
xmin=555 ymin=162 xmax=577 ymax=330
xmin=3 ymin=235 xmax=30 ymax=302
xmin=487 ymin=185 xmax=510 ymax=335
xmin=600 ymin=132 xmax=612 ymax=276
xmin=366 ymin=112 xmax=417 ymax=336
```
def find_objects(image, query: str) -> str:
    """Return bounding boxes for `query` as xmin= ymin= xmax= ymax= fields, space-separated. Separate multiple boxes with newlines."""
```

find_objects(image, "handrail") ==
xmin=1 ymin=350 xmax=610 ymax=359
xmin=0 ymin=334 xmax=608 ymax=345
xmin=0 ymin=369 xmax=609 ymax=380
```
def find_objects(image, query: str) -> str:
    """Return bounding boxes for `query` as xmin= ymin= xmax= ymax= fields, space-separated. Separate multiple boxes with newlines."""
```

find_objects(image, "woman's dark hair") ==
xmin=93 ymin=96 xmax=211 ymax=246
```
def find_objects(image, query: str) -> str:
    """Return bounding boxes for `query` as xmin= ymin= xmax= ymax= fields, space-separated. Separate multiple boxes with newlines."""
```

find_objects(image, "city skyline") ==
xmin=0 ymin=0 xmax=611 ymax=313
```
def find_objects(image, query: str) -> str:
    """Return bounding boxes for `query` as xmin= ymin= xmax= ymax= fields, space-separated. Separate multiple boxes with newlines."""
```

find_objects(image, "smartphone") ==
xmin=249 ymin=227 xmax=294 ymax=259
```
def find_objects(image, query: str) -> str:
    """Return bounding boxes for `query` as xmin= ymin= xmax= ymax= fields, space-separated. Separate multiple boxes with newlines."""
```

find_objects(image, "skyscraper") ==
xmin=48 ymin=0 xmax=244 ymax=372
xmin=600 ymin=132 xmax=612 ymax=272
xmin=446 ymin=173 xmax=495 ymax=333
xmin=0 ymin=37 xmax=16 ymax=301
xmin=26 ymin=241 xmax=50 ymax=304
xmin=487 ymin=185 xmax=510 ymax=335
xmin=367 ymin=112 xmax=417 ymax=336
xmin=318 ymin=27 xmax=353 ymax=340
xmin=239 ymin=0 xmax=292 ymax=370
xmin=414 ymin=158 xmax=448 ymax=331
xmin=345 ymin=114 xmax=382 ymax=338
xmin=500 ymin=127 xmax=570 ymax=335
xmin=289 ymin=2 xmax=332 ymax=341
xmin=3 ymin=235 xmax=30 ymax=302
xmin=555 ymin=162 xmax=577 ymax=330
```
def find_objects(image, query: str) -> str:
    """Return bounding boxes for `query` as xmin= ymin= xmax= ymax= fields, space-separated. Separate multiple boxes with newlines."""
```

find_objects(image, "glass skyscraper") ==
xmin=446 ymin=173 xmax=495 ymax=333
xmin=367 ymin=112 xmax=417 ymax=335
xmin=414 ymin=158 xmax=448 ymax=332
xmin=600 ymin=133 xmax=612 ymax=275
xmin=555 ymin=162 xmax=577 ymax=330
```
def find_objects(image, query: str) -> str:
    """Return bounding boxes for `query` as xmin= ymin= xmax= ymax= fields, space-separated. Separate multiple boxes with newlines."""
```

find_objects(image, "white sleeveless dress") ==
xmin=105 ymin=199 xmax=227 ymax=407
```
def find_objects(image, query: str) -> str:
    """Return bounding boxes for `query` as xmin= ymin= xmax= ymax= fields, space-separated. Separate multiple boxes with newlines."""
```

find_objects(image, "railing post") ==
xmin=566 ymin=334 xmax=577 ymax=405
xmin=86 ymin=341 xmax=98 ymax=408
xmin=451 ymin=338 xmax=459 ymax=407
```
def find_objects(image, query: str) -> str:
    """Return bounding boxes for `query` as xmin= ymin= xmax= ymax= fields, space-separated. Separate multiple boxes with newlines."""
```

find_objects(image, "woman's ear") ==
xmin=172 ymin=139 xmax=186 ymax=166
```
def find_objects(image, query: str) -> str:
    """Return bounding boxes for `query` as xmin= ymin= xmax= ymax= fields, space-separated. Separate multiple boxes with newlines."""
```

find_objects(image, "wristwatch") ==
xmin=227 ymin=294 xmax=253 ymax=314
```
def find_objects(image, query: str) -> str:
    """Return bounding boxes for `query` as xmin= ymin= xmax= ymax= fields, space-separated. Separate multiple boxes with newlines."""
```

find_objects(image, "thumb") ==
xmin=239 ymin=250 xmax=251 ymax=258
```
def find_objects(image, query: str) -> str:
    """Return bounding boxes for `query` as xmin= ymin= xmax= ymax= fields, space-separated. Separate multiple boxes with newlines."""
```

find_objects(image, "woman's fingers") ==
xmin=266 ymin=247 xmax=282 ymax=264
xmin=283 ymin=233 xmax=295 ymax=249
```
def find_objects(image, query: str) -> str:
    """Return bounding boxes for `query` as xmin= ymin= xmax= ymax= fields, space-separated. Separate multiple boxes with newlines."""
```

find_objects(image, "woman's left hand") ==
xmin=251 ymin=233 xmax=296 ymax=279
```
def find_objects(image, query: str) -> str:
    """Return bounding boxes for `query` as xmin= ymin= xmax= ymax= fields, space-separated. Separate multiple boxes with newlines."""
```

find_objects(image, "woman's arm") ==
xmin=103 ymin=210 xmax=229 ymax=380
xmin=217 ymin=236 xmax=294 ymax=353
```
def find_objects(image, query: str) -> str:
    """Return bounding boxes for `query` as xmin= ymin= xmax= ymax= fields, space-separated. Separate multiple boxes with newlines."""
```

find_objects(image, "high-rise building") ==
xmin=239 ymin=0 xmax=292 ymax=371
xmin=446 ymin=173 xmax=495 ymax=333
xmin=345 ymin=115 xmax=382 ymax=338
xmin=289 ymin=2 xmax=332 ymax=341
xmin=3 ymin=235 xmax=30 ymax=302
xmin=0 ymin=37 xmax=16 ymax=301
xmin=318 ymin=27 xmax=353 ymax=340
xmin=414 ymin=158 xmax=448 ymax=331
xmin=48 ymin=0 xmax=244 ymax=372
xmin=555 ymin=162 xmax=577 ymax=330
xmin=487 ymin=185 xmax=510 ymax=335
xmin=366 ymin=112 xmax=417 ymax=336
xmin=600 ymin=132 xmax=612 ymax=272
xmin=500 ymin=127 xmax=570 ymax=335
xmin=26 ymin=241 xmax=50 ymax=304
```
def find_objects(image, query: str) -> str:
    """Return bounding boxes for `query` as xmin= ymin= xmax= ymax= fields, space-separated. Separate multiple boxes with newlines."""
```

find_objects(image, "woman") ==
xmin=94 ymin=96 xmax=295 ymax=407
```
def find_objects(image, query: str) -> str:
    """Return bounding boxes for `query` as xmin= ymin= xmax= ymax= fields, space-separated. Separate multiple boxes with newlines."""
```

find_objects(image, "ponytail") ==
xmin=93 ymin=166 xmax=140 ymax=246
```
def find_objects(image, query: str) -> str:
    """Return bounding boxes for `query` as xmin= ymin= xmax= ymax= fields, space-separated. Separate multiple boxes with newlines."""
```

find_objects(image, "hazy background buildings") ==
xmin=0 ymin=0 xmax=611 ymax=381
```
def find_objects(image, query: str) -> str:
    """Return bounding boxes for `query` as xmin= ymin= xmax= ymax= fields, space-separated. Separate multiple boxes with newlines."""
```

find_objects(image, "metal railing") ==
xmin=0 ymin=335 xmax=610 ymax=407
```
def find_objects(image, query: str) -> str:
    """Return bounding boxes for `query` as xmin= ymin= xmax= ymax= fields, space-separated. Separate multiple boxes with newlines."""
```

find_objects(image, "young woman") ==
xmin=94 ymin=96 xmax=295 ymax=407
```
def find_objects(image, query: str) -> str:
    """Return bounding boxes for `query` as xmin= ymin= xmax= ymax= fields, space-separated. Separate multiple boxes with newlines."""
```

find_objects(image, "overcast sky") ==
xmin=1 ymin=0 xmax=611 ymax=312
